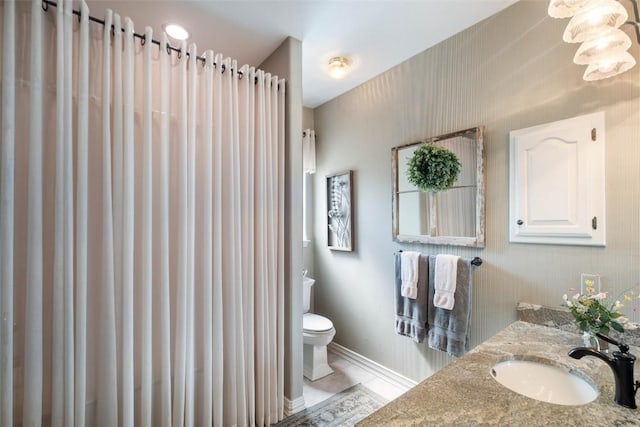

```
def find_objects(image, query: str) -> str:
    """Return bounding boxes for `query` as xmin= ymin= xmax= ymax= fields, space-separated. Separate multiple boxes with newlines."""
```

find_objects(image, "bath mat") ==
xmin=274 ymin=383 xmax=388 ymax=427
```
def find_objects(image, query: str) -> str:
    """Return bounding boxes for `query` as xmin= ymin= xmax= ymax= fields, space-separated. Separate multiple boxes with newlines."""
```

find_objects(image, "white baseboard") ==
xmin=284 ymin=395 xmax=306 ymax=417
xmin=328 ymin=342 xmax=417 ymax=391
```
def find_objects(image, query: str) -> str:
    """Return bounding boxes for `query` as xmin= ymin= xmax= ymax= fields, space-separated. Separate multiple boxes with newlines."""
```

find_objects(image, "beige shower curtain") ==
xmin=0 ymin=0 xmax=286 ymax=425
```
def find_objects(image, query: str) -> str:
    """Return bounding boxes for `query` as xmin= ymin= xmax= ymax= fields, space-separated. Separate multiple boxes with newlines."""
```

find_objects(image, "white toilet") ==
xmin=302 ymin=275 xmax=336 ymax=381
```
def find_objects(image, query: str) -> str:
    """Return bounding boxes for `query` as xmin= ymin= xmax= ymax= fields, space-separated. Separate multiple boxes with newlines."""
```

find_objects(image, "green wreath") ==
xmin=406 ymin=144 xmax=461 ymax=192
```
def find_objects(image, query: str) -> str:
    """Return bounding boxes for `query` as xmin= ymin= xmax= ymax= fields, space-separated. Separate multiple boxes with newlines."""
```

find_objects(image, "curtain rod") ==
xmin=41 ymin=0 xmax=277 ymax=85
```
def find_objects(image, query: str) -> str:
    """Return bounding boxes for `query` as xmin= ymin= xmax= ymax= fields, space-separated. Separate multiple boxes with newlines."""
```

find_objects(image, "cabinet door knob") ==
xmin=516 ymin=219 xmax=523 ymax=226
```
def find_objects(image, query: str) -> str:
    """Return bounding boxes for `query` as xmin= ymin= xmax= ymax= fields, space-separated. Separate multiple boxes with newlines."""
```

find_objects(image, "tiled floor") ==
xmin=302 ymin=349 xmax=410 ymax=408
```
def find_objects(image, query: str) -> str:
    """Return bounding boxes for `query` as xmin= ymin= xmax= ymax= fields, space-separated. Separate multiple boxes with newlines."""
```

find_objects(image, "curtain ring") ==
xmin=238 ymin=70 xmax=244 ymax=80
xmin=42 ymin=0 xmax=49 ymax=12
xmin=77 ymin=10 xmax=81 ymax=23
xmin=177 ymin=49 xmax=182 ymax=60
xmin=200 ymin=58 xmax=206 ymax=68
xmin=221 ymin=63 xmax=226 ymax=74
xmin=141 ymin=34 xmax=146 ymax=46
xmin=166 ymin=43 xmax=171 ymax=55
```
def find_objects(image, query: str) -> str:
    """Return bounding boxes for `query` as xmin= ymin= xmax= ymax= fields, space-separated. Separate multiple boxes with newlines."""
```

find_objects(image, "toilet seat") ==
xmin=303 ymin=313 xmax=333 ymax=332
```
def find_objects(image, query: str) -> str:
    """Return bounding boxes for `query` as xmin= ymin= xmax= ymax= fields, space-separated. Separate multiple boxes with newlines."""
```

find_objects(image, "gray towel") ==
xmin=395 ymin=253 xmax=429 ymax=343
xmin=427 ymin=257 xmax=473 ymax=357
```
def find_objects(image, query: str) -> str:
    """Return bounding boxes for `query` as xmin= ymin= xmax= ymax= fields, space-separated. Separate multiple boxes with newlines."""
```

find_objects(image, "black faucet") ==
xmin=568 ymin=333 xmax=640 ymax=409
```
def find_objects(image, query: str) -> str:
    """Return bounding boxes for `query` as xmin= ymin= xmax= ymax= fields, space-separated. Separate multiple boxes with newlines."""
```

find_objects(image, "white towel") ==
xmin=433 ymin=254 xmax=460 ymax=310
xmin=400 ymin=251 xmax=421 ymax=299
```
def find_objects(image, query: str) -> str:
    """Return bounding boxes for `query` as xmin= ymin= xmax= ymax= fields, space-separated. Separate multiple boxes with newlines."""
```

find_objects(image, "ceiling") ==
xmin=86 ymin=0 xmax=518 ymax=108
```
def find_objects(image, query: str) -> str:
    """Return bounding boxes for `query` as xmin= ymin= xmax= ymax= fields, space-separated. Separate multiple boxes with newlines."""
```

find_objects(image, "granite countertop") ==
xmin=358 ymin=321 xmax=640 ymax=426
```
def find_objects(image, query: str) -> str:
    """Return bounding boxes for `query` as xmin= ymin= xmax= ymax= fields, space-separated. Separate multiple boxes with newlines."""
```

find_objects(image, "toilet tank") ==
xmin=303 ymin=277 xmax=315 ymax=313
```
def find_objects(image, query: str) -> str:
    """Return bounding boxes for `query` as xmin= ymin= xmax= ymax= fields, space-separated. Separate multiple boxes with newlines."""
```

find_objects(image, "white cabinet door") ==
xmin=509 ymin=112 xmax=605 ymax=246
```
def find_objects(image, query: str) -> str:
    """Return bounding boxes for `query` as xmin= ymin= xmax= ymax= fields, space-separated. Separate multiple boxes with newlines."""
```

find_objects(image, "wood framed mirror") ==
xmin=392 ymin=127 xmax=485 ymax=247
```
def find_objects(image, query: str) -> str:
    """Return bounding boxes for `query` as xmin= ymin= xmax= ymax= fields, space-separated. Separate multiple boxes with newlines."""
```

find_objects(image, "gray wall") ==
xmin=312 ymin=0 xmax=640 ymax=382
xmin=259 ymin=37 xmax=304 ymax=404
xmin=303 ymin=107 xmax=314 ymax=130
xmin=303 ymin=108 xmax=315 ymax=280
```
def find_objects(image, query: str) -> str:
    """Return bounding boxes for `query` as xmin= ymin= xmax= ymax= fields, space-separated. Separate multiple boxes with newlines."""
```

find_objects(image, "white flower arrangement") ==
xmin=562 ymin=280 xmax=639 ymax=335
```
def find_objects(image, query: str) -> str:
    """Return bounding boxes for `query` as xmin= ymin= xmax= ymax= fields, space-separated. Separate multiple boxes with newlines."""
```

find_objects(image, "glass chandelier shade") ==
xmin=327 ymin=56 xmax=350 ymax=79
xmin=573 ymin=28 xmax=633 ymax=64
xmin=562 ymin=0 xmax=628 ymax=43
xmin=548 ymin=0 xmax=591 ymax=18
xmin=583 ymin=50 xmax=636 ymax=80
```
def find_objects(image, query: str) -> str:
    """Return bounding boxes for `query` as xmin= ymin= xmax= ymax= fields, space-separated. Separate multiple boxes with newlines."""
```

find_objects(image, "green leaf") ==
xmin=406 ymin=144 xmax=461 ymax=192
xmin=611 ymin=321 xmax=624 ymax=333
xmin=579 ymin=320 xmax=587 ymax=331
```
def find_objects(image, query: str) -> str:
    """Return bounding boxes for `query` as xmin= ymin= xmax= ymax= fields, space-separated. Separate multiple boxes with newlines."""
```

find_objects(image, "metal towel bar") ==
xmin=396 ymin=250 xmax=482 ymax=267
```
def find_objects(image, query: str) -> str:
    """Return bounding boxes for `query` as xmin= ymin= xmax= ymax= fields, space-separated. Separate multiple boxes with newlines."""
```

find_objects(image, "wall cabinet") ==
xmin=509 ymin=112 xmax=605 ymax=246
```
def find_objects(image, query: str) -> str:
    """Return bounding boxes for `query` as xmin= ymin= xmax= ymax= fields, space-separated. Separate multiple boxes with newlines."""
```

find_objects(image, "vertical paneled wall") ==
xmin=312 ymin=0 xmax=640 ymax=382
xmin=259 ymin=37 xmax=304 ymax=404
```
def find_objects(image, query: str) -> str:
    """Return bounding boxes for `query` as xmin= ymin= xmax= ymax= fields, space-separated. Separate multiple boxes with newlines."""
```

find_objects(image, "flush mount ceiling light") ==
xmin=583 ymin=50 xmax=636 ymax=79
xmin=562 ymin=0 xmax=628 ymax=43
xmin=163 ymin=23 xmax=190 ymax=41
xmin=549 ymin=0 xmax=640 ymax=81
xmin=327 ymin=56 xmax=350 ymax=79
xmin=548 ymin=0 xmax=590 ymax=18
xmin=573 ymin=28 xmax=632 ymax=63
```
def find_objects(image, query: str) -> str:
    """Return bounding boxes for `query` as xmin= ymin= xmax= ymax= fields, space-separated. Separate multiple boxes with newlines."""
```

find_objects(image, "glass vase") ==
xmin=582 ymin=330 xmax=609 ymax=353
xmin=583 ymin=330 xmax=600 ymax=351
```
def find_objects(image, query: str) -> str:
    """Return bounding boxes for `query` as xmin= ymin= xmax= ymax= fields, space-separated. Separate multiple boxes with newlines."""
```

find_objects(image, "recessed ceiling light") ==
xmin=164 ymin=23 xmax=190 ymax=41
xmin=327 ymin=56 xmax=350 ymax=79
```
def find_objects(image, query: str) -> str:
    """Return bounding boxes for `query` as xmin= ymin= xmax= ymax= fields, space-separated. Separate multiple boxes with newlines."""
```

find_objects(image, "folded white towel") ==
xmin=401 ymin=251 xmax=421 ymax=299
xmin=433 ymin=254 xmax=460 ymax=310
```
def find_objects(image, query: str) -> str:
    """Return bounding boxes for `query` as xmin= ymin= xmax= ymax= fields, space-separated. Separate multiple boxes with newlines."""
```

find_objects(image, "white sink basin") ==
xmin=490 ymin=357 xmax=598 ymax=406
